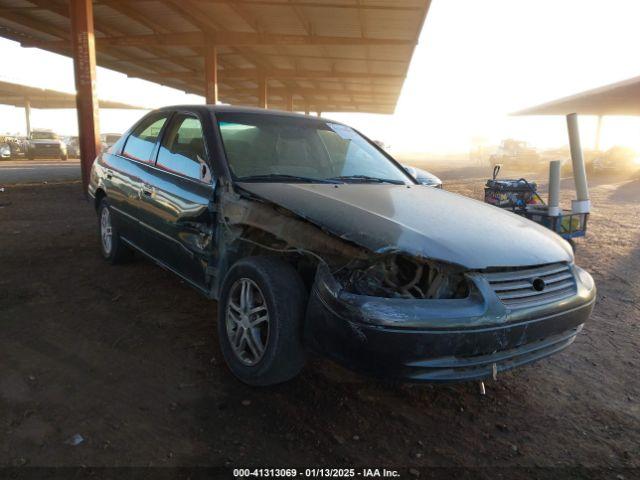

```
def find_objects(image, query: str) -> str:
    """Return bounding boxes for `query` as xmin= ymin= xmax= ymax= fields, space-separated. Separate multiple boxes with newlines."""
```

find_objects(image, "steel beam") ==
xmin=221 ymin=88 xmax=397 ymax=99
xmin=27 ymin=31 xmax=413 ymax=48
xmin=258 ymin=75 xmax=268 ymax=109
xmin=285 ymin=91 xmax=293 ymax=112
xmin=185 ymin=0 xmax=423 ymax=11
xmin=153 ymin=68 xmax=404 ymax=80
xmin=70 ymin=0 xmax=101 ymax=195
xmin=107 ymin=52 xmax=407 ymax=64
xmin=205 ymin=43 xmax=218 ymax=104
xmin=24 ymin=99 xmax=31 ymax=136
xmin=595 ymin=115 xmax=603 ymax=151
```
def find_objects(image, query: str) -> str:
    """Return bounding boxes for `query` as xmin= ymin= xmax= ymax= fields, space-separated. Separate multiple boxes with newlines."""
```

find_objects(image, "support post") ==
xmin=566 ymin=113 xmax=590 ymax=213
xmin=547 ymin=160 xmax=561 ymax=217
xmin=24 ymin=99 xmax=31 ymax=137
xmin=205 ymin=42 xmax=218 ymax=105
xmin=70 ymin=0 xmax=101 ymax=195
xmin=258 ymin=75 xmax=267 ymax=109
xmin=317 ymin=111 xmax=322 ymax=117
xmin=595 ymin=115 xmax=603 ymax=151
xmin=285 ymin=91 xmax=293 ymax=112
xmin=304 ymin=104 xmax=310 ymax=116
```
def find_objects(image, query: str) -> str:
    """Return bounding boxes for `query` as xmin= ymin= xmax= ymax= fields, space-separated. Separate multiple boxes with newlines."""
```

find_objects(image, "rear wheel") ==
xmin=98 ymin=198 xmax=132 ymax=264
xmin=218 ymin=256 xmax=307 ymax=386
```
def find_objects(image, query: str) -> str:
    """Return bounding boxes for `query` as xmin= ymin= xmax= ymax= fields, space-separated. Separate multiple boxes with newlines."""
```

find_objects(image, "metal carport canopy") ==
xmin=0 ymin=78 xmax=142 ymax=109
xmin=0 ymin=0 xmax=431 ymax=114
xmin=512 ymin=75 xmax=640 ymax=116
xmin=0 ymin=78 xmax=144 ymax=136
xmin=0 ymin=0 xmax=431 ymax=193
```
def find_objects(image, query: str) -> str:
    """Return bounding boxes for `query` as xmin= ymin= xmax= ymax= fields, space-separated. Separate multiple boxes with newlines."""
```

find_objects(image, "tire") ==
xmin=97 ymin=198 xmax=133 ymax=264
xmin=218 ymin=256 xmax=307 ymax=386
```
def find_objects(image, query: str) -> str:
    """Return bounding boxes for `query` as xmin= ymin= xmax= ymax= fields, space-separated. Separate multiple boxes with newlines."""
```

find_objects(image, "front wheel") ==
xmin=218 ymin=256 xmax=307 ymax=386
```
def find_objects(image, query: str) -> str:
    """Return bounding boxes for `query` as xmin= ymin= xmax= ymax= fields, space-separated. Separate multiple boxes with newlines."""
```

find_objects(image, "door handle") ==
xmin=141 ymin=184 xmax=154 ymax=197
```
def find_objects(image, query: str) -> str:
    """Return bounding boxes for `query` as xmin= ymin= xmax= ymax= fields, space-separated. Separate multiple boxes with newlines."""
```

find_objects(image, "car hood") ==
xmin=236 ymin=183 xmax=573 ymax=269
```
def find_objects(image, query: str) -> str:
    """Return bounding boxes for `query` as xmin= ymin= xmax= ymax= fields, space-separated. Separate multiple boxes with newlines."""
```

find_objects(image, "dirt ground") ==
xmin=1 ymin=169 xmax=639 ymax=477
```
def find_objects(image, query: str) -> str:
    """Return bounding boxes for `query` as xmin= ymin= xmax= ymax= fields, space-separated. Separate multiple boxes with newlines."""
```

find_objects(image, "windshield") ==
xmin=31 ymin=131 xmax=58 ymax=140
xmin=216 ymin=113 xmax=412 ymax=184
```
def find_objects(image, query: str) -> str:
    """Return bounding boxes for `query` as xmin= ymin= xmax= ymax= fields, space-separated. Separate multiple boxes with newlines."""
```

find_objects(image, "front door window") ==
xmin=157 ymin=115 xmax=211 ymax=183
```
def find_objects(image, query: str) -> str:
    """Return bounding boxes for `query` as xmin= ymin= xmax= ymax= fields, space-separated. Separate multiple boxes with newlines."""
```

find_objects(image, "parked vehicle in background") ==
xmin=27 ymin=129 xmax=67 ymax=160
xmin=373 ymin=139 xmax=389 ymax=150
xmin=101 ymin=133 xmax=122 ymax=152
xmin=13 ymin=137 xmax=28 ymax=159
xmin=0 ymin=135 xmax=12 ymax=159
xmin=490 ymin=139 xmax=540 ymax=168
xmin=63 ymin=136 xmax=80 ymax=158
xmin=403 ymin=165 xmax=443 ymax=188
xmin=0 ymin=135 xmax=27 ymax=159
xmin=89 ymin=105 xmax=595 ymax=386
xmin=371 ymin=140 xmax=443 ymax=188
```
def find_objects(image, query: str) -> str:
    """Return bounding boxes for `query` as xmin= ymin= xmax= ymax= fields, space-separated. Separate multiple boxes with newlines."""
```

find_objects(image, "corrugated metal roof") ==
xmin=0 ymin=79 xmax=144 ymax=109
xmin=0 ymin=0 xmax=431 ymax=113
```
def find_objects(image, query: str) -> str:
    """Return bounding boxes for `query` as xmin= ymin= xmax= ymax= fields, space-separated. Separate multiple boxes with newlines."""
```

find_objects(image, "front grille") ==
xmin=484 ymin=263 xmax=576 ymax=309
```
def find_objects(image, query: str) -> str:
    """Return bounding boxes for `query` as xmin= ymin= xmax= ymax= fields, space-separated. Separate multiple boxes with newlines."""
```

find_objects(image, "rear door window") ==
xmin=122 ymin=114 xmax=168 ymax=162
xmin=156 ymin=114 xmax=211 ymax=182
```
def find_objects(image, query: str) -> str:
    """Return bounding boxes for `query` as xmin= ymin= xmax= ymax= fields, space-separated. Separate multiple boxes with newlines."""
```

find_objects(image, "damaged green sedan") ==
xmin=88 ymin=106 xmax=596 ymax=386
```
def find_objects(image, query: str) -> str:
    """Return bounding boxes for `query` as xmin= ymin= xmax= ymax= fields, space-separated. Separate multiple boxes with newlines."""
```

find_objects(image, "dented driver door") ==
xmin=139 ymin=112 xmax=216 ymax=290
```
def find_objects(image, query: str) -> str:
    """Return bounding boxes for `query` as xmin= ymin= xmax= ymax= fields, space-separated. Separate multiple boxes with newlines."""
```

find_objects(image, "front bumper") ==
xmin=29 ymin=145 xmax=64 ymax=157
xmin=304 ymin=264 xmax=595 ymax=382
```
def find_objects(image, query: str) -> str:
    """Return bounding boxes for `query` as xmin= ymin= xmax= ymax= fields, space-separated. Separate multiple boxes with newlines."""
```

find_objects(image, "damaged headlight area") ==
xmin=336 ymin=254 xmax=470 ymax=300
xmin=220 ymin=193 xmax=470 ymax=301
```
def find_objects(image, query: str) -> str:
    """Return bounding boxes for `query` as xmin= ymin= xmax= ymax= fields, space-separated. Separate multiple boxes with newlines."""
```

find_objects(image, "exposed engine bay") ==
xmin=336 ymin=255 xmax=469 ymax=299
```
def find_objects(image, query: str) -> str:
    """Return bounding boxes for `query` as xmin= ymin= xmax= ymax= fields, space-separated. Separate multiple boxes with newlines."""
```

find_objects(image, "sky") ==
xmin=1 ymin=0 xmax=640 ymax=154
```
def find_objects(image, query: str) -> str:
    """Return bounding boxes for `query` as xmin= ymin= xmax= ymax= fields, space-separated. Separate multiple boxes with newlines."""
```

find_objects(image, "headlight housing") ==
xmin=575 ymin=265 xmax=594 ymax=291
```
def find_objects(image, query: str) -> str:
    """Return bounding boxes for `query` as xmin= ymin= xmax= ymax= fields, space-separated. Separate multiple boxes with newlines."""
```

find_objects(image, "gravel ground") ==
xmin=0 ymin=171 xmax=638 ymax=478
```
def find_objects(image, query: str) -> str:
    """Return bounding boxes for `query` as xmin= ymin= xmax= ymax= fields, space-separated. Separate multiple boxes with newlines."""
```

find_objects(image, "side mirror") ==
xmin=402 ymin=165 xmax=418 ymax=178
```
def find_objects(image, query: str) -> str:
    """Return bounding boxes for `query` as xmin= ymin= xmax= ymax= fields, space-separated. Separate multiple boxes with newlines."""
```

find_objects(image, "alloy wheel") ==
xmin=226 ymin=278 xmax=270 ymax=366
xmin=100 ymin=207 xmax=113 ymax=255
